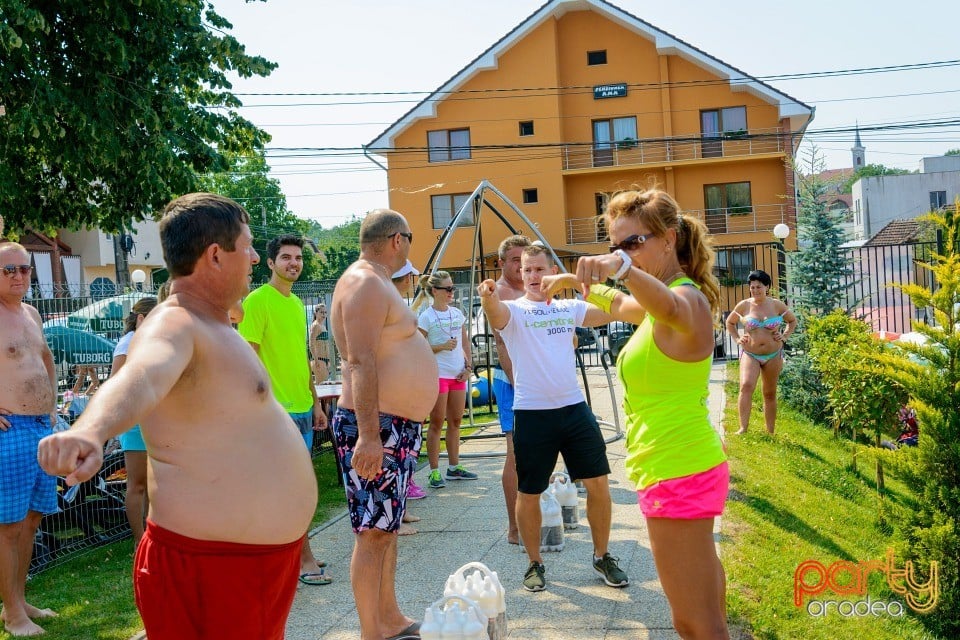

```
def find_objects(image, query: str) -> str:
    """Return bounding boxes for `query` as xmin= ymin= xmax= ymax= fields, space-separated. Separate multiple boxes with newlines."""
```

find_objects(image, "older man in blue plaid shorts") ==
xmin=0 ymin=241 xmax=59 ymax=637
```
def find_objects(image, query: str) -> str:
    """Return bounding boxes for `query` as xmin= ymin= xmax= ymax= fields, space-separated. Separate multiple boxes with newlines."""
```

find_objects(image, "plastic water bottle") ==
xmin=550 ymin=472 xmax=580 ymax=530
xmin=539 ymin=490 xmax=564 ymax=552
xmin=421 ymin=608 xmax=442 ymax=640
xmin=461 ymin=607 xmax=485 ymax=640
xmin=440 ymin=601 xmax=463 ymax=639
xmin=482 ymin=574 xmax=507 ymax=640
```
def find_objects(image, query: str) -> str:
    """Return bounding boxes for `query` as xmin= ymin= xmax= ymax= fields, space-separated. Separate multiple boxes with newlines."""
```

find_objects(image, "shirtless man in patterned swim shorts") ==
xmin=330 ymin=209 xmax=438 ymax=640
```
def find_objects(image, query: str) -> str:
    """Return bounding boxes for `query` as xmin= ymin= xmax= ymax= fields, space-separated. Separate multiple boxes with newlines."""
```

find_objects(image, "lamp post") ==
xmin=773 ymin=223 xmax=790 ymax=302
xmin=131 ymin=269 xmax=147 ymax=292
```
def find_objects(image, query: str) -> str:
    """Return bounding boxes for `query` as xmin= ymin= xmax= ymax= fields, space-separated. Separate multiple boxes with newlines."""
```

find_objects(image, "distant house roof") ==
xmin=368 ymin=0 xmax=813 ymax=151
xmin=864 ymin=219 xmax=922 ymax=246
xmin=818 ymin=168 xmax=855 ymax=184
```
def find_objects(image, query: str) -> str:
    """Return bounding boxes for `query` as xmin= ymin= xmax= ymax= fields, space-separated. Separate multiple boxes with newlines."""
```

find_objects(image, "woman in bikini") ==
xmin=726 ymin=269 xmax=797 ymax=434
xmin=309 ymin=303 xmax=331 ymax=383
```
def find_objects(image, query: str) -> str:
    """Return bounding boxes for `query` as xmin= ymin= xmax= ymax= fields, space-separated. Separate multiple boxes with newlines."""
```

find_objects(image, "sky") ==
xmin=213 ymin=0 xmax=960 ymax=227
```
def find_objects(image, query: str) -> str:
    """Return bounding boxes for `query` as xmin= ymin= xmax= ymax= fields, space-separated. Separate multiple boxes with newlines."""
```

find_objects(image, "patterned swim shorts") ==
xmin=331 ymin=408 xmax=422 ymax=533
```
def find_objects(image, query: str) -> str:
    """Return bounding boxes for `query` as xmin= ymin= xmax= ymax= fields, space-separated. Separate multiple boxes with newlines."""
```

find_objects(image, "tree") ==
xmin=860 ymin=200 xmax=960 ymax=634
xmin=789 ymin=146 xmax=854 ymax=315
xmin=0 ymin=1 xmax=275 ymax=236
xmin=195 ymin=153 xmax=320 ymax=282
xmin=945 ymin=148 xmax=960 ymax=156
xmin=840 ymin=163 xmax=914 ymax=194
xmin=310 ymin=219 xmax=362 ymax=281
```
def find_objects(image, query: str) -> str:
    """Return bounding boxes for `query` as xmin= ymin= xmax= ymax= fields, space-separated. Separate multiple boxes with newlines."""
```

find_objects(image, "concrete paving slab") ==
xmin=284 ymin=363 xmax=728 ymax=640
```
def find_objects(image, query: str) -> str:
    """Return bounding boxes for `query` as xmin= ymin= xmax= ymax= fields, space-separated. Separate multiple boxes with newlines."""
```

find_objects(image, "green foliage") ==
xmin=195 ymin=152 xmax=320 ymax=282
xmin=806 ymin=311 xmax=907 ymax=447
xmin=0 ymin=0 xmax=275 ymax=235
xmin=780 ymin=313 xmax=831 ymax=423
xmin=311 ymin=218 xmax=362 ymax=281
xmin=790 ymin=147 xmax=854 ymax=315
xmin=945 ymin=149 xmax=960 ymax=156
xmin=840 ymin=163 xmax=915 ymax=194
xmin=721 ymin=381 xmax=935 ymax=640
xmin=858 ymin=201 xmax=960 ymax=636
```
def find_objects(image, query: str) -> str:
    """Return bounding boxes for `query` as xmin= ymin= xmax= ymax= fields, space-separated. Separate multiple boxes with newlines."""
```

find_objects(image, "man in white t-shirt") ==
xmin=478 ymin=244 xmax=628 ymax=593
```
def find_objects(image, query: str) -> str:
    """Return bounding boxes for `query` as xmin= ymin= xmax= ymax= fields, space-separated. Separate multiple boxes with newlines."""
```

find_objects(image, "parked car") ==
xmin=574 ymin=326 xmax=597 ymax=349
xmin=606 ymin=321 xmax=635 ymax=359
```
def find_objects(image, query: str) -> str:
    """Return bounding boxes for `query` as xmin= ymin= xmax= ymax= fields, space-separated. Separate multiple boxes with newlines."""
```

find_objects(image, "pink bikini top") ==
xmin=743 ymin=315 xmax=783 ymax=331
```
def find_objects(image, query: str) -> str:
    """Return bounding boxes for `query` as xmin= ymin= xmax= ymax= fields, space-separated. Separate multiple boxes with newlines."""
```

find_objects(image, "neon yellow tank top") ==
xmin=617 ymin=278 xmax=726 ymax=490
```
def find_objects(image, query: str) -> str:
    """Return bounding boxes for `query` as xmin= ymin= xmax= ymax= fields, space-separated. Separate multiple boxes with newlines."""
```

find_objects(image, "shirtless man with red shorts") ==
xmin=39 ymin=193 xmax=317 ymax=640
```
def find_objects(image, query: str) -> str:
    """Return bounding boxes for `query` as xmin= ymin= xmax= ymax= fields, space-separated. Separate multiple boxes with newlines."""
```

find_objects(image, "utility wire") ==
xmin=229 ymin=59 xmax=960 ymax=101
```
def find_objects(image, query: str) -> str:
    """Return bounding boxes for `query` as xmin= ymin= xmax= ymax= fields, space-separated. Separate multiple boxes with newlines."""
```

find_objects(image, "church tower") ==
xmin=851 ymin=123 xmax=866 ymax=168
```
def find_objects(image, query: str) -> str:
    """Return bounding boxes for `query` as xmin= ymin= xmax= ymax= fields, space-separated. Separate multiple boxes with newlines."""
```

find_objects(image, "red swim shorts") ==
xmin=637 ymin=461 xmax=729 ymax=519
xmin=134 ymin=520 xmax=302 ymax=640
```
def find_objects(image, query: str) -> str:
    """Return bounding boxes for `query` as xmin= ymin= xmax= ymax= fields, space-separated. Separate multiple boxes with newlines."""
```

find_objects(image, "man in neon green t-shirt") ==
xmin=239 ymin=234 xmax=331 ymax=586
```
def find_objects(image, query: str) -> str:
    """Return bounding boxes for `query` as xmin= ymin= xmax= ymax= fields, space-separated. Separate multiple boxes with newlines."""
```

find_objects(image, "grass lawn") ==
xmin=7 ymin=540 xmax=140 ymax=640
xmin=6 ymin=410 xmax=500 ymax=640
xmin=721 ymin=364 xmax=940 ymax=639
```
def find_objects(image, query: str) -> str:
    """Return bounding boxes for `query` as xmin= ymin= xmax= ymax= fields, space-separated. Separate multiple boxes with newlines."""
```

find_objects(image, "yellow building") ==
xmin=368 ymin=0 xmax=812 ymax=281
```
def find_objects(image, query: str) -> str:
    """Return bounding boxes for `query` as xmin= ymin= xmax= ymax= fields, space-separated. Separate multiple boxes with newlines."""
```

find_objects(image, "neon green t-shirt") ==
xmin=238 ymin=284 xmax=313 ymax=414
xmin=617 ymin=278 xmax=726 ymax=490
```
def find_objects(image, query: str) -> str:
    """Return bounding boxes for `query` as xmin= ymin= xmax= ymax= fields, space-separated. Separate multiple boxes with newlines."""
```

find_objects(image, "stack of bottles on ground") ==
xmin=422 ymin=562 xmax=507 ymax=640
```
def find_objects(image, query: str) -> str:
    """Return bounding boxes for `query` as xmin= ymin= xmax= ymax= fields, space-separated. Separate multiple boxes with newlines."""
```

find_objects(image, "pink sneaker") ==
xmin=407 ymin=479 xmax=426 ymax=500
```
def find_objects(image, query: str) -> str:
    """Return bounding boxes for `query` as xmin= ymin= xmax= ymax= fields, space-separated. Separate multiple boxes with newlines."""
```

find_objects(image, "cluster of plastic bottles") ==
xmin=420 ymin=597 xmax=486 ymax=640
xmin=422 ymin=562 xmax=507 ymax=640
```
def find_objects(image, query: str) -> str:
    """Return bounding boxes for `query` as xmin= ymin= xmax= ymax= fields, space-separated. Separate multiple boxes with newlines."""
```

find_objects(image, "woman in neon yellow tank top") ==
xmin=542 ymin=188 xmax=729 ymax=639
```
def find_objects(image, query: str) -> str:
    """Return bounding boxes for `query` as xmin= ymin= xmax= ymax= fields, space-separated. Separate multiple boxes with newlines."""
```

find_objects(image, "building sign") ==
xmin=593 ymin=83 xmax=627 ymax=99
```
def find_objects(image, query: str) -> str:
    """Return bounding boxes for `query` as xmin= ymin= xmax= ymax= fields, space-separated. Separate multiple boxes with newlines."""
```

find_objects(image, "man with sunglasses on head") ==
xmin=0 ymin=242 xmax=59 ymax=636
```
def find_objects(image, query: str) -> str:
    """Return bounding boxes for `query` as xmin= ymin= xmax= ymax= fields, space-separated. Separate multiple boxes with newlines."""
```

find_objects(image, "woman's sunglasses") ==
xmin=608 ymin=234 xmax=652 ymax=253
xmin=433 ymin=286 xmax=455 ymax=292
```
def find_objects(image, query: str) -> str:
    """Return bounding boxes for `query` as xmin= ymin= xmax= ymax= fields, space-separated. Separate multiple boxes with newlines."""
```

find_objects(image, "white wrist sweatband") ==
xmin=613 ymin=249 xmax=632 ymax=281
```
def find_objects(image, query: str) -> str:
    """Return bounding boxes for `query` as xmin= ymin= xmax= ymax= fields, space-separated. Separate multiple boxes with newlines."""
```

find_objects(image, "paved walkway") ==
xmin=286 ymin=363 xmax=728 ymax=640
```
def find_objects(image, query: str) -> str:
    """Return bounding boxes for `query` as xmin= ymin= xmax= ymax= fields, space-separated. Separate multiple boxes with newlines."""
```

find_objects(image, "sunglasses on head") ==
xmin=608 ymin=234 xmax=652 ymax=253
xmin=433 ymin=285 xmax=455 ymax=292
xmin=2 ymin=264 xmax=32 ymax=276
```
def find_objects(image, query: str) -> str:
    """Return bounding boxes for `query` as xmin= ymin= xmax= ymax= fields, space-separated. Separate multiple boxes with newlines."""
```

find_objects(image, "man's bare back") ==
xmin=332 ymin=260 xmax=437 ymax=422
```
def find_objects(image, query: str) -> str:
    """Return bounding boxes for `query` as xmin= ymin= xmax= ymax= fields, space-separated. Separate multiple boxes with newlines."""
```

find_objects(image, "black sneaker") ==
xmin=523 ymin=561 xmax=546 ymax=592
xmin=593 ymin=552 xmax=629 ymax=587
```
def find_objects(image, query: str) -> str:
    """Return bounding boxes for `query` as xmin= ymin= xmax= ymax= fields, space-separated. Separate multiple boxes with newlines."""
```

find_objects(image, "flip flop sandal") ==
xmin=385 ymin=621 xmax=421 ymax=640
xmin=298 ymin=568 xmax=332 ymax=586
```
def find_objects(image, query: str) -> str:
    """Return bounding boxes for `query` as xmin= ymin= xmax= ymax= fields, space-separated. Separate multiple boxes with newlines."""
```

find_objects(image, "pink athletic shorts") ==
xmin=438 ymin=377 xmax=467 ymax=394
xmin=637 ymin=461 xmax=729 ymax=519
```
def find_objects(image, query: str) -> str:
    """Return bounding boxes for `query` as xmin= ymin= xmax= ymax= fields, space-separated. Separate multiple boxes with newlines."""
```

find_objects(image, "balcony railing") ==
xmin=566 ymin=203 xmax=788 ymax=245
xmin=562 ymin=128 xmax=786 ymax=171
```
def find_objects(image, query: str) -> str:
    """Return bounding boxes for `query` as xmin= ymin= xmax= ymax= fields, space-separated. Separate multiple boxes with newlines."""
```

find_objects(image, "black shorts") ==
xmin=513 ymin=402 xmax=610 ymax=495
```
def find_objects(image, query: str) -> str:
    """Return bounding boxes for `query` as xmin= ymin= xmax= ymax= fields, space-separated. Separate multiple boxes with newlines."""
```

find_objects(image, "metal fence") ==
xmin=712 ymin=239 xmax=943 ymax=361
xmin=27 ymin=281 xmax=343 ymax=575
xmin=837 ymin=240 xmax=939 ymax=335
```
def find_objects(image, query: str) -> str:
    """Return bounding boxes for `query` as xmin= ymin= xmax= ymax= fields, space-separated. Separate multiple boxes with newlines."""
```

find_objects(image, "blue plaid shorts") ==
xmin=0 ymin=415 xmax=58 ymax=523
